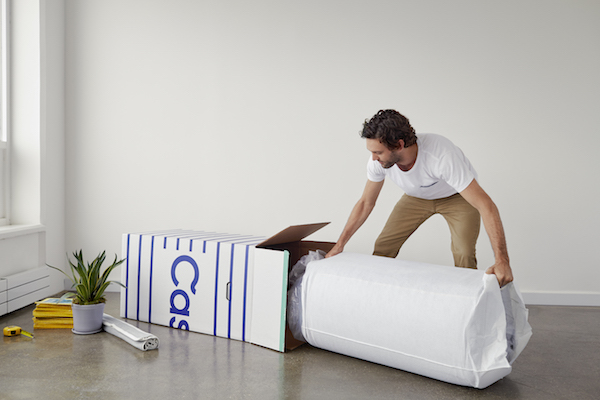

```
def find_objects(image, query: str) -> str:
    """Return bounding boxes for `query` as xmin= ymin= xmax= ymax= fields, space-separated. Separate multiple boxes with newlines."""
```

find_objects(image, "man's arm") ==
xmin=459 ymin=179 xmax=513 ymax=287
xmin=326 ymin=180 xmax=384 ymax=258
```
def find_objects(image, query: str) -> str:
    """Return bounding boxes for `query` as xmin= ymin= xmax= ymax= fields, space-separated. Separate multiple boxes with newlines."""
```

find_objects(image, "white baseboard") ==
xmin=1 ymin=267 xmax=53 ymax=315
xmin=522 ymin=292 xmax=600 ymax=307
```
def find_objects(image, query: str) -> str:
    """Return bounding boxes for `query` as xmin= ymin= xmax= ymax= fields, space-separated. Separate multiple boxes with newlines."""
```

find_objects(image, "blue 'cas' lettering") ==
xmin=169 ymin=317 xmax=190 ymax=330
xmin=169 ymin=255 xmax=200 ymax=331
xmin=171 ymin=255 xmax=199 ymax=294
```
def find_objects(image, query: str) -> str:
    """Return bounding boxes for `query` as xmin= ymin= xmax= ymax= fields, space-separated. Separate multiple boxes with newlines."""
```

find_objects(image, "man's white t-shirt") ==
xmin=367 ymin=133 xmax=478 ymax=200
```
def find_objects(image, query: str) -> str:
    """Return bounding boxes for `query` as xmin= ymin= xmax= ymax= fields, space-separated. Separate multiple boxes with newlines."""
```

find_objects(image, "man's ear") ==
xmin=394 ymin=139 xmax=405 ymax=151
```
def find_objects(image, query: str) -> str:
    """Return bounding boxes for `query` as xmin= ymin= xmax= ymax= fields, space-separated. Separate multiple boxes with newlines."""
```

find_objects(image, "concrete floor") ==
xmin=1 ymin=292 xmax=599 ymax=400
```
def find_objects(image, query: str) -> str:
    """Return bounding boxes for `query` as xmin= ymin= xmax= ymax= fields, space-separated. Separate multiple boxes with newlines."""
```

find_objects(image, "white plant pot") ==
xmin=71 ymin=302 xmax=105 ymax=334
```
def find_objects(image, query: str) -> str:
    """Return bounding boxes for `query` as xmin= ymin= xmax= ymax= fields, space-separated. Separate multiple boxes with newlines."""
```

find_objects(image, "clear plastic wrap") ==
xmin=287 ymin=250 xmax=326 ymax=342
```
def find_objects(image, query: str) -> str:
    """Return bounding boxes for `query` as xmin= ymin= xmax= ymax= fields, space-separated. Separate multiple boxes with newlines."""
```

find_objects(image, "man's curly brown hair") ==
xmin=360 ymin=110 xmax=417 ymax=150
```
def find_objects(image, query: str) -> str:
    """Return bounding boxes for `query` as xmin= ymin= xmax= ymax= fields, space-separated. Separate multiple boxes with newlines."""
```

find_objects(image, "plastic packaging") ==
xmin=299 ymin=253 xmax=532 ymax=388
xmin=287 ymin=250 xmax=326 ymax=342
xmin=102 ymin=314 xmax=160 ymax=351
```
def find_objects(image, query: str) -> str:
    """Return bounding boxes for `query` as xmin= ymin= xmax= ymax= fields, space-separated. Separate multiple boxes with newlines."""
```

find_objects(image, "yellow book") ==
xmin=35 ymin=296 xmax=73 ymax=307
xmin=32 ymin=317 xmax=73 ymax=329
xmin=32 ymin=308 xmax=73 ymax=318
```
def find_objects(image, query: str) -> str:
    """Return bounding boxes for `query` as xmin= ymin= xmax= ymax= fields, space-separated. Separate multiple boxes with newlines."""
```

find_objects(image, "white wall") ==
xmin=40 ymin=0 xmax=66 ymax=289
xmin=64 ymin=0 xmax=600 ymax=304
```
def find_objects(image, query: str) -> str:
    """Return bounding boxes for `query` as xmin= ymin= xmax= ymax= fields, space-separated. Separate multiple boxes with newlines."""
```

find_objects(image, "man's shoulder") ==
xmin=417 ymin=133 xmax=451 ymax=144
xmin=418 ymin=133 xmax=459 ymax=153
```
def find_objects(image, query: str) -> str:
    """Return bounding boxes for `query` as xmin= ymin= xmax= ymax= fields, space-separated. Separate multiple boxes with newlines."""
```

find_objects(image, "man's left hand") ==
xmin=485 ymin=261 xmax=514 ymax=287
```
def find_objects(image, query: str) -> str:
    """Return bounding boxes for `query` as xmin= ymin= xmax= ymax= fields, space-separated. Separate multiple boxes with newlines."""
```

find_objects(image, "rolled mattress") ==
xmin=288 ymin=253 xmax=532 ymax=389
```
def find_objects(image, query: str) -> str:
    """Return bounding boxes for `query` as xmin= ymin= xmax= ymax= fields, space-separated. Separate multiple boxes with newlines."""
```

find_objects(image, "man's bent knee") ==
xmin=373 ymin=236 xmax=401 ymax=258
xmin=453 ymin=251 xmax=477 ymax=269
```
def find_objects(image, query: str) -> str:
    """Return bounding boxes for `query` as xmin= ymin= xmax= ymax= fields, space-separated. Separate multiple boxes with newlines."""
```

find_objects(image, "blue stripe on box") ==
xmin=242 ymin=245 xmax=249 ymax=342
xmin=149 ymin=235 xmax=155 ymax=323
xmin=213 ymin=242 xmax=220 ymax=336
xmin=137 ymin=235 xmax=143 ymax=320
xmin=125 ymin=234 xmax=131 ymax=319
xmin=228 ymin=244 xmax=235 ymax=339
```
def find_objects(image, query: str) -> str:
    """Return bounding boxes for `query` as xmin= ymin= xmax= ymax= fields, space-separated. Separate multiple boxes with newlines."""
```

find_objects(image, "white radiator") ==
xmin=0 ymin=267 xmax=52 ymax=316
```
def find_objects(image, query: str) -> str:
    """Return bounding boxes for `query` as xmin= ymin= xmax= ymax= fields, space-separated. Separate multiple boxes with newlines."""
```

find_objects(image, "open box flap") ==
xmin=257 ymin=223 xmax=330 ymax=248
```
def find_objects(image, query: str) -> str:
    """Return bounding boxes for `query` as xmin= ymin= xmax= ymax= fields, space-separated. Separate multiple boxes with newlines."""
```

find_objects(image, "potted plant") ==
xmin=48 ymin=250 xmax=126 ymax=334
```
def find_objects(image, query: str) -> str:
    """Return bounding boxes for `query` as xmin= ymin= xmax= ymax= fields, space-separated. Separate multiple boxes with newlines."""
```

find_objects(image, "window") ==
xmin=0 ymin=0 xmax=9 ymax=226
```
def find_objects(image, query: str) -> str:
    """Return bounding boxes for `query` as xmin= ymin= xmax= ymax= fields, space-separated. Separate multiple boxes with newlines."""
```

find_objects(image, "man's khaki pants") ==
xmin=373 ymin=193 xmax=481 ymax=269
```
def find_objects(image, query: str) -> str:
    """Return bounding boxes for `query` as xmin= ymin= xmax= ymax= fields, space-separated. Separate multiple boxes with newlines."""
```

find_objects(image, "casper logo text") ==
xmin=169 ymin=255 xmax=200 ymax=330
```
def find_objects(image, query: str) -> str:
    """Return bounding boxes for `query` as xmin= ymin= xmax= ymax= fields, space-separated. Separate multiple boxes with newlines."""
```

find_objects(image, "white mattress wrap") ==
xmin=299 ymin=253 xmax=531 ymax=389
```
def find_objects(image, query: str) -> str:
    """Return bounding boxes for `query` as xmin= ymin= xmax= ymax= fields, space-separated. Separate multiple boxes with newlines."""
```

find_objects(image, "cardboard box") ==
xmin=121 ymin=223 xmax=334 ymax=352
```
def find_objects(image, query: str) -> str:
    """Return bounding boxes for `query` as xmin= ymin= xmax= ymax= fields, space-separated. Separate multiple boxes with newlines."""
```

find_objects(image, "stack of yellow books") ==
xmin=32 ymin=294 xmax=74 ymax=329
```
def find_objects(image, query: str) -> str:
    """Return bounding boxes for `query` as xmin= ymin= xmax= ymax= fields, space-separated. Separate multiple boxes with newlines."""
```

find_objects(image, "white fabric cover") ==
xmin=299 ymin=253 xmax=531 ymax=389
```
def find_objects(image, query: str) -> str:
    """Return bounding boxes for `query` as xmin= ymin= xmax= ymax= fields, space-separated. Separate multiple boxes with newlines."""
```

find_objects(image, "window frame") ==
xmin=0 ymin=0 xmax=10 ymax=227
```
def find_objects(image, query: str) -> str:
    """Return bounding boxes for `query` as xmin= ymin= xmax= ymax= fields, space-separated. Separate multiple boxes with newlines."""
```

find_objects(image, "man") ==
xmin=326 ymin=110 xmax=513 ymax=287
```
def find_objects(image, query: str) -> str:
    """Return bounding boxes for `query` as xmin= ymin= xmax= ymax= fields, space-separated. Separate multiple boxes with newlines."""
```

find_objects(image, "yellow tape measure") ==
xmin=3 ymin=325 xmax=34 ymax=339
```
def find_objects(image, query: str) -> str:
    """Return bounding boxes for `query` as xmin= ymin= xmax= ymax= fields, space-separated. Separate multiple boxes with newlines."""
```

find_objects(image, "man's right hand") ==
xmin=325 ymin=244 xmax=344 ymax=258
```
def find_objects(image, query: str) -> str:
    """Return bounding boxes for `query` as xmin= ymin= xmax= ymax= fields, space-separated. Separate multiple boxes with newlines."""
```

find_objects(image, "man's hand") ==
xmin=325 ymin=244 xmax=343 ymax=258
xmin=485 ymin=260 xmax=514 ymax=287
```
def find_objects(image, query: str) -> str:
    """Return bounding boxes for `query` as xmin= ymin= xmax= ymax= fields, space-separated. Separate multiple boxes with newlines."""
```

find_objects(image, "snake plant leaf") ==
xmin=47 ymin=250 xmax=127 ymax=305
